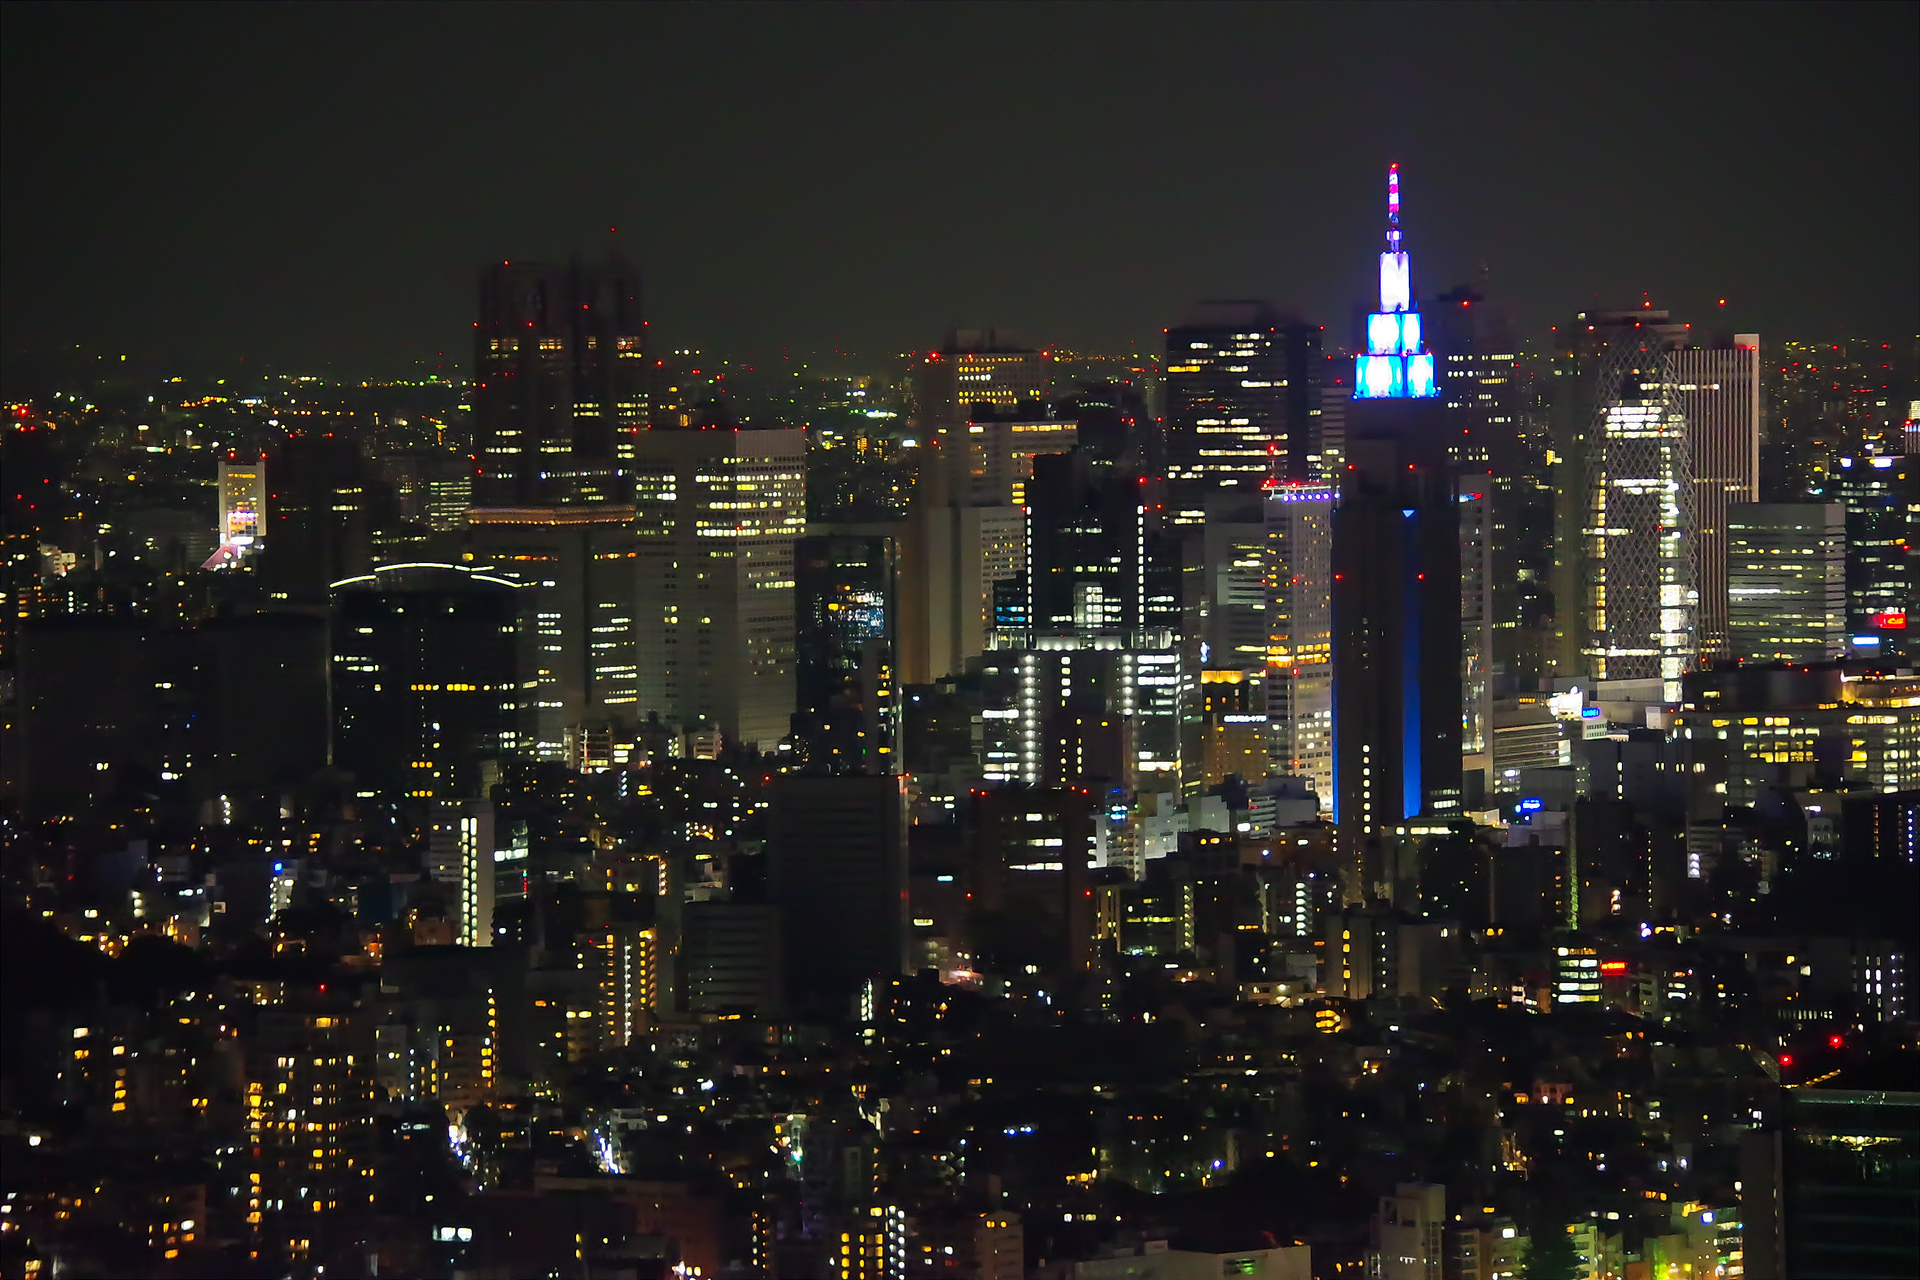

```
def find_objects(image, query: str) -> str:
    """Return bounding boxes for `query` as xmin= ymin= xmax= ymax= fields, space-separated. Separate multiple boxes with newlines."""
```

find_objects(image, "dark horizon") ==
xmin=3 ymin=3 xmax=1916 ymax=379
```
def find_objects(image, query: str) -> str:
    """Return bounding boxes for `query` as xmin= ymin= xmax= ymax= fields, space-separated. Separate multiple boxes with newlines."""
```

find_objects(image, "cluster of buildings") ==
xmin=0 ymin=168 xmax=1913 ymax=1279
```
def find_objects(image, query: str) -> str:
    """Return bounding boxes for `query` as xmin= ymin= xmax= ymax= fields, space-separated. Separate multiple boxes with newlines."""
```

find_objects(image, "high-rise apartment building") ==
xmin=1333 ymin=166 xmax=1463 ymax=898
xmin=472 ymin=255 xmax=647 ymax=506
xmin=1671 ymin=337 xmax=1761 ymax=659
xmin=1552 ymin=310 xmax=1695 ymax=696
xmin=1165 ymin=301 xmax=1322 ymax=506
xmin=629 ymin=426 xmax=805 ymax=750
xmin=426 ymin=798 xmax=496 ymax=947
xmin=1726 ymin=503 xmax=1845 ymax=663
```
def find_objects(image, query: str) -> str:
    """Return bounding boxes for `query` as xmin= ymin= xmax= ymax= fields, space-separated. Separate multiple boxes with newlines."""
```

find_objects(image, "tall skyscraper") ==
xmin=1814 ymin=453 xmax=1912 ymax=660
xmin=1333 ymin=165 xmax=1462 ymax=899
xmin=1672 ymin=336 xmax=1761 ymax=659
xmin=899 ymin=332 xmax=1051 ymax=685
xmin=1726 ymin=503 xmax=1845 ymax=663
xmin=793 ymin=532 xmax=898 ymax=773
xmin=1552 ymin=310 xmax=1695 ymax=696
xmin=1458 ymin=477 xmax=1494 ymax=800
xmin=630 ymin=425 xmax=805 ymax=750
xmin=1164 ymin=301 xmax=1323 ymax=507
xmin=1024 ymin=450 xmax=1178 ymax=644
xmin=1265 ymin=481 xmax=1334 ymax=802
xmin=330 ymin=562 xmax=526 ymax=800
xmin=465 ymin=505 xmax=642 ymax=760
xmin=472 ymin=255 xmax=647 ymax=506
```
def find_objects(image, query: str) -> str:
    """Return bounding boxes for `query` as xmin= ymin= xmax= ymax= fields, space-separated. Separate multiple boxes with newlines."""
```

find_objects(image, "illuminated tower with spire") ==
xmin=1354 ymin=164 xmax=1440 ymax=402
xmin=1332 ymin=164 xmax=1462 ymax=903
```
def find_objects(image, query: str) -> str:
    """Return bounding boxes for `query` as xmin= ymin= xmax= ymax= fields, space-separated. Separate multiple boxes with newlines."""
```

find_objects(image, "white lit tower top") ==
xmin=1354 ymin=164 xmax=1439 ymax=401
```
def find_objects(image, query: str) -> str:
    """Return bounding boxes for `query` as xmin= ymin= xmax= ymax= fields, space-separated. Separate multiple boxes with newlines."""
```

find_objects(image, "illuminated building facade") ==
xmin=1024 ymin=450 xmax=1179 ymax=644
xmin=976 ymin=643 xmax=1183 ymax=791
xmin=330 ymin=562 xmax=526 ymax=800
xmin=1670 ymin=337 xmax=1761 ymax=660
xmin=465 ymin=504 xmax=641 ymax=760
xmin=472 ymin=254 xmax=647 ymax=505
xmin=958 ymin=403 xmax=1078 ymax=507
xmin=914 ymin=330 xmax=1053 ymax=445
xmin=1459 ymin=478 xmax=1495 ymax=798
xmin=243 ymin=1005 xmax=377 ymax=1263
xmin=207 ymin=452 xmax=267 ymax=569
xmin=427 ymin=798 xmax=495 ymax=947
xmin=1165 ymin=300 xmax=1323 ymax=508
xmin=1726 ymin=503 xmax=1845 ymax=662
xmin=1332 ymin=166 xmax=1463 ymax=898
xmin=1551 ymin=310 xmax=1695 ymax=695
xmin=1674 ymin=665 xmax=1918 ymax=803
xmin=1813 ymin=453 xmax=1912 ymax=660
xmin=837 ymin=1204 xmax=908 ymax=1280
xmin=1265 ymin=482 xmax=1334 ymax=802
xmin=630 ymin=425 xmax=804 ymax=750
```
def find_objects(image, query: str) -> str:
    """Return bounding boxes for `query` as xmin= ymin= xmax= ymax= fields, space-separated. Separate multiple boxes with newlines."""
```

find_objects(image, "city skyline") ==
xmin=1 ymin=8 xmax=1915 ymax=1280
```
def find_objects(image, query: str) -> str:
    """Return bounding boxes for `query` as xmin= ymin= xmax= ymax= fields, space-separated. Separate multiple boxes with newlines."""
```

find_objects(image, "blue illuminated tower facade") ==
xmin=1332 ymin=165 xmax=1463 ymax=903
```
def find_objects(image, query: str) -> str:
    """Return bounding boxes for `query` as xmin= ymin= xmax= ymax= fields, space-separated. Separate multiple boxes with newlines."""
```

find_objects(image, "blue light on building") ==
xmin=1354 ymin=163 xmax=1439 ymax=400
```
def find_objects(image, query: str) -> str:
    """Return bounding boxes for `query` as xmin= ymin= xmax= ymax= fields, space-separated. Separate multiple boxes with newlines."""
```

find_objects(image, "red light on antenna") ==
xmin=1829 ymin=1034 xmax=1844 ymax=1048
xmin=1779 ymin=1053 xmax=1793 ymax=1067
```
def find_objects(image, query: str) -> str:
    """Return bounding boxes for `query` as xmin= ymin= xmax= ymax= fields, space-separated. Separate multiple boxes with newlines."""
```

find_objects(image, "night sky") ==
xmin=3 ymin=2 xmax=1915 ymax=375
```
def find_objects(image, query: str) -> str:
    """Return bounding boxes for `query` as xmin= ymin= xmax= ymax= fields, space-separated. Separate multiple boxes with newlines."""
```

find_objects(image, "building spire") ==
xmin=1386 ymin=162 xmax=1401 ymax=253
xmin=1355 ymin=163 xmax=1438 ymax=399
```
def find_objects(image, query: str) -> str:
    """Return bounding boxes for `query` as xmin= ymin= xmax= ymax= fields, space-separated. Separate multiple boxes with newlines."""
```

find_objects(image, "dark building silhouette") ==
xmin=330 ymin=562 xmax=526 ymax=803
xmin=16 ymin=612 xmax=329 ymax=823
xmin=472 ymin=254 xmax=646 ymax=506
xmin=769 ymin=774 xmax=908 ymax=1015
xmin=265 ymin=433 xmax=388 ymax=598
xmin=792 ymin=533 xmax=897 ymax=774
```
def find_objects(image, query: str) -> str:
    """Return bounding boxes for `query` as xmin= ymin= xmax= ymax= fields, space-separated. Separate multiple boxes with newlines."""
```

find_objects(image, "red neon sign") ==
xmin=1871 ymin=611 xmax=1907 ymax=630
